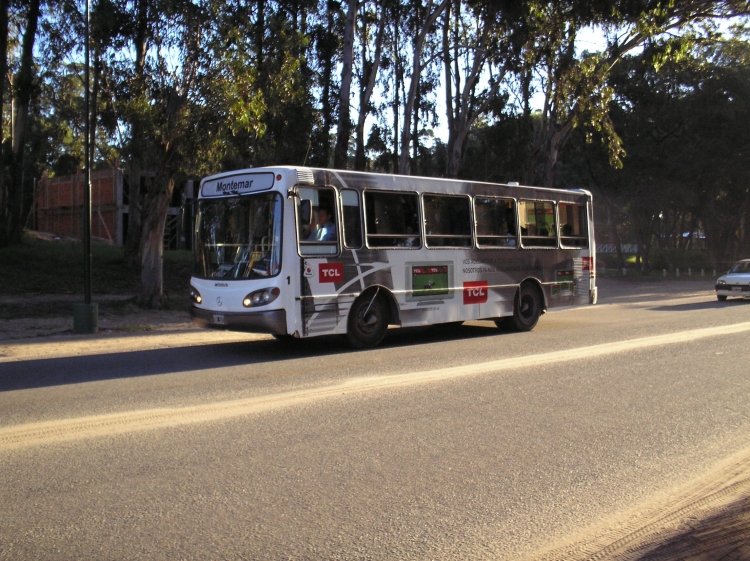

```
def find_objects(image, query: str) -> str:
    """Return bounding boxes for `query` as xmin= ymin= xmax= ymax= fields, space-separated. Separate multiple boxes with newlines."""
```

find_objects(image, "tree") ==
xmin=334 ymin=0 xmax=357 ymax=169
xmin=398 ymin=0 xmax=448 ymax=174
xmin=354 ymin=0 xmax=386 ymax=171
xmin=0 ymin=0 xmax=8 ymax=233
xmin=441 ymin=0 xmax=519 ymax=178
xmin=0 ymin=0 xmax=42 ymax=246
xmin=559 ymin=28 xmax=750 ymax=269
xmin=518 ymin=0 xmax=750 ymax=187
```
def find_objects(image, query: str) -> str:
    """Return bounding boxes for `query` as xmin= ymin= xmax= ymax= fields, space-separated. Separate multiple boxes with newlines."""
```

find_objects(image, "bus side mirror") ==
xmin=300 ymin=199 xmax=312 ymax=226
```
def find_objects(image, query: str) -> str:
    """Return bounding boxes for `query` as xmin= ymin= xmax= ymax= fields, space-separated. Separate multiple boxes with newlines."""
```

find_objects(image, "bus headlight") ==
xmin=243 ymin=287 xmax=280 ymax=308
xmin=190 ymin=286 xmax=203 ymax=304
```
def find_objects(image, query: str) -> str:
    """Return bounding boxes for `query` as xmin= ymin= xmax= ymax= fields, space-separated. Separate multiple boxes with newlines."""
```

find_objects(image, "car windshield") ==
xmin=729 ymin=261 xmax=750 ymax=274
xmin=195 ymin=193 xmax=282 ymax=279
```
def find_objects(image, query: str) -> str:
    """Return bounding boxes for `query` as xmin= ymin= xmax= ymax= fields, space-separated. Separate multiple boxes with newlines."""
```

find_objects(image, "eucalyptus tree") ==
xmin=308 ymin=0 xmax=342 ymax=167
xmin=397 ymin=0 xmax=448 ymax=174
xmin=196 ymin=0 xmax=317 ymax=171
xmin=0 ymin=0 xmax=9 ymax=240
xmin=0 ymin=0 xmax=42 ymax=246
xmin=354 ymin=0 xmax=387 ymax=170
xmin=608 ymin=32 xmax=750 ymax=267
xmin=518 ymin=0 xmax=750 ymax=187
xmin=334 ymin=0 xmax=357 ymax=169
xmin=441 ymin=0 xmax=523 ymax=178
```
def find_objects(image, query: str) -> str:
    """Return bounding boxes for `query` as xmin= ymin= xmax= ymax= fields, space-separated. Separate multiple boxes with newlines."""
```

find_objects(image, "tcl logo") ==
xmin=319 ymin=262 xmax=344 ymax=283
xmin=463 ymin=281 xmax=488 ymax=304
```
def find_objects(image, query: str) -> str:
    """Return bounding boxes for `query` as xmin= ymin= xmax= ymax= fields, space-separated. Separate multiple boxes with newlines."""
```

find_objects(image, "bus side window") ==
xmin=475 ymin=196 xmax=517 ymax=248
xmin=365 ymin=191 xmax=420 ymax=248
xmin=519 ymin=200 xmax=557 ymax=248
xmin=297 ymin=186 xmax=339 ymax=256
xmin=341 ymin=189 xmax=362 ymax=249
xmin=558 ymin=203 xmax=588 ymax=248
xmin=423 ymin=194 xmax=472 ymax=248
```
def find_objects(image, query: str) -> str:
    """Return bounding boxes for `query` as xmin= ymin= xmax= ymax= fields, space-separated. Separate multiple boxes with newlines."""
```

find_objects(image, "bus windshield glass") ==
xmin=195 ymin=192 xmax=282 ymax=279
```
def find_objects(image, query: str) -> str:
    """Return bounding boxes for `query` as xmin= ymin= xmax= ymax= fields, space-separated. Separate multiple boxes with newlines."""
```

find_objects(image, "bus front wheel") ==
xmin=502 ymin=283 xmax=542 ymax=332
xmin=347 ymin=293 xmax=388 ymax=349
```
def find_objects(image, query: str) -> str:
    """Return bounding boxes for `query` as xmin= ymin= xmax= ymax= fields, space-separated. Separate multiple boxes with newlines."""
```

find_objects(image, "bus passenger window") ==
xmin=475 ymin=197 xmax=517 ymax=248
xmin=519 ymin=200 xmax=557 ymax=248
xmin=341 ymin=189 xmax=362 ymax=248
xmin=558 ymin=203 xmax=588 ymax=248
xmin=297 ymin=186 xmax=339 ymax=256
xmin=365 ymin=191 xmax=420 ymax=248
xmin=423 ymin=194 xmax=472 ymax=248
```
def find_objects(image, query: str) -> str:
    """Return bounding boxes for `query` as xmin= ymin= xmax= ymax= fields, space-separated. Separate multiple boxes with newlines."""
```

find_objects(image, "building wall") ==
xmin=36 ymin=169 xmax=124 ymax=245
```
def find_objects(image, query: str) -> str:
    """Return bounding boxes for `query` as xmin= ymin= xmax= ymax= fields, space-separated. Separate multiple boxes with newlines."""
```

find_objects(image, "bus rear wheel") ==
xmin=503 ymin=283 xmax=542 ymax=332
xmin=347 ymin=293 xmax=388 ymax=349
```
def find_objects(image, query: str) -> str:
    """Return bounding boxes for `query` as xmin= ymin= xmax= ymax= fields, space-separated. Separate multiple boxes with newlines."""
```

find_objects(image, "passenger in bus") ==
xmin=309 ymin=207 xmax=337 ymax=241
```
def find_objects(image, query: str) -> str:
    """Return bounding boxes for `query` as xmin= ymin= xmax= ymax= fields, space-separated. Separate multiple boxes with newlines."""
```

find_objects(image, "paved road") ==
xmin=1 ymin=279 xmax=749 ymax=560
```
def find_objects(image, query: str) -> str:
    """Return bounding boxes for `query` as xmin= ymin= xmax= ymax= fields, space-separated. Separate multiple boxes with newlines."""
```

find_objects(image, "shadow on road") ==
xmin=649 ymin=299 xmax=750 ymax=312
xmin=628 ymin=496 xmax=750 ymax=561
xmin=0 ymin=323 xmax=502 ymax=393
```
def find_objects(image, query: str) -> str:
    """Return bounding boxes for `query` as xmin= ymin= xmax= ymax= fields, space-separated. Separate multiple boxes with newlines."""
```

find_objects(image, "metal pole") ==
xmin=74 ymin=0 xmax=97 ymax=333
xmin=83 ymin=0 xmax=92 ymax=304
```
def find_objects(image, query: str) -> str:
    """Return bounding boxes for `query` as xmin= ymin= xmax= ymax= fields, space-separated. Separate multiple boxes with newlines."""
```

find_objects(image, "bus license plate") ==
xmin=212 ymin=314 xmax=225 ymax=325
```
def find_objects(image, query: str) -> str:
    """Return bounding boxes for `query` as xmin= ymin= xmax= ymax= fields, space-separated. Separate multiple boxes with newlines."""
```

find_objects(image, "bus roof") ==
xmin=199 ymin=165 xmax=592 ymax=201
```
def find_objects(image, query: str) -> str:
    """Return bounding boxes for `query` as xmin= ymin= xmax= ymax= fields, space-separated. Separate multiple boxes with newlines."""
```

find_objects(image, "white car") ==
xmin=715 ymin=259 xmax=750 ymax=301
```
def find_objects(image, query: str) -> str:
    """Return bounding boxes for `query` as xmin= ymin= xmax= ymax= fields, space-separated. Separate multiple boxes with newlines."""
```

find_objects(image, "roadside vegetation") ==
xmin=0 ymin=233 xmax=191 ymax=319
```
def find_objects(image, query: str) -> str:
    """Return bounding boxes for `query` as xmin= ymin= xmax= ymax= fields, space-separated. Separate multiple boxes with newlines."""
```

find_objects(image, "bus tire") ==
xmin=717 ymin=295 xmax=727 ymax=302
xmin=507 ymin=283 xmax=543 ymax=332
xmin=347 ymin=293 xmax=388 ymax=349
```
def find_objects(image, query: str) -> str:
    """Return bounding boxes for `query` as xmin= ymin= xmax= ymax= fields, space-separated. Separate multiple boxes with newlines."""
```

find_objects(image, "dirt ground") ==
xmin=0 ymin=293 xmax=195 ymax=341
xmin=1 ymin=290 xmax=748 ymax=560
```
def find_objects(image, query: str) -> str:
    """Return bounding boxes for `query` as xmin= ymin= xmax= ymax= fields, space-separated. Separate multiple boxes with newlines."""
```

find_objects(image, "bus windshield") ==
xmin=195 ymin=192 xmax=282 ymax=279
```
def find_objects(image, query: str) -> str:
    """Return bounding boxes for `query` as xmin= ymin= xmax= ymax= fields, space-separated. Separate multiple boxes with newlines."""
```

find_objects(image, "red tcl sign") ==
xmin=319 ymin=262 xmax=344 ymax=283
xmin=463 ymin=281 xmax=488 ymax=304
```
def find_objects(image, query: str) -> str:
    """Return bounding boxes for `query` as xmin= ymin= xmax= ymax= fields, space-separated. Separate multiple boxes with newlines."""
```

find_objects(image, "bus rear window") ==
xmin=365 ymin=191 xmax=420 ymax=248
xmin=558 ymin=203 xmax=588 ymax=248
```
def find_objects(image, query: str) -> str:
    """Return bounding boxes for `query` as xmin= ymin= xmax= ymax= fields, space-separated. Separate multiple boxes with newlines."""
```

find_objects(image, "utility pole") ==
xmin=73 ymin=0 xmax=98 ymax=333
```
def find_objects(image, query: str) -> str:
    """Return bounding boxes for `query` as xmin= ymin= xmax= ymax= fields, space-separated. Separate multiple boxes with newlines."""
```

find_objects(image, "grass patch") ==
xmin=0 ymin=233 xmax=192 ymax=308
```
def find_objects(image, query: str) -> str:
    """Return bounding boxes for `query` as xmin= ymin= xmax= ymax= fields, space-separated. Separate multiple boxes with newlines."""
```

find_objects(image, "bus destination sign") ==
xmin=201 ymin=172 xmax=275 ymax=197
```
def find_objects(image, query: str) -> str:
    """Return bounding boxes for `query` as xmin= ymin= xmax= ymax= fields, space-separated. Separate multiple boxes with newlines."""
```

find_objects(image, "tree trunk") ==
xmin=354 ymin=4 xmax=385 ymax=171
xmin=334 ymin=0 xmax=357 ymax=169
xmin=442 ymin=3 xmax=503 ymax=178
xmin=138 ymin=175 xmax=175 ymax=308
xmin=442 ymin=2 xmax=454 ymax=176
xmin=398 ymin=0 xmax=448 ymax=175
xmin=391 ymin=2 xmax=401 ymax=173
xmin=0 ymin=0 xmax=9 ymax=246
xmin=320 ymin=0 xmax=336 ymax=167
xmin=125 ymin=0 xmax=149 ymax=265
xmin=3 ymin=0 xmax=41 ymax=246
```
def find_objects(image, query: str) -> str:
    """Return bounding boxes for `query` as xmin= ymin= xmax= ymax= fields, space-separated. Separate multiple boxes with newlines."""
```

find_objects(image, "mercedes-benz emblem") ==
xmin=216 ymin=297 xmax=223 ymax=307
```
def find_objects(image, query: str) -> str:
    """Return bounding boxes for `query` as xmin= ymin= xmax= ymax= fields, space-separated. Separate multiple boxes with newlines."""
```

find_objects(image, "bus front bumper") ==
xmin=191 ymin=306 xmax=287 ymax=335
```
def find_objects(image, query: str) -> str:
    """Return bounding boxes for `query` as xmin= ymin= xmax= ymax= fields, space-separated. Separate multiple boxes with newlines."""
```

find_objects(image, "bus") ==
xmin=190 ymin=166 xmax=597 ymax=348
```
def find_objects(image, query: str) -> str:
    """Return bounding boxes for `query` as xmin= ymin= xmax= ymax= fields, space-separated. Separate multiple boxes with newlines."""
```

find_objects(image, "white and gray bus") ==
xmin=190 ymin=166 xmax=597 ymax=348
